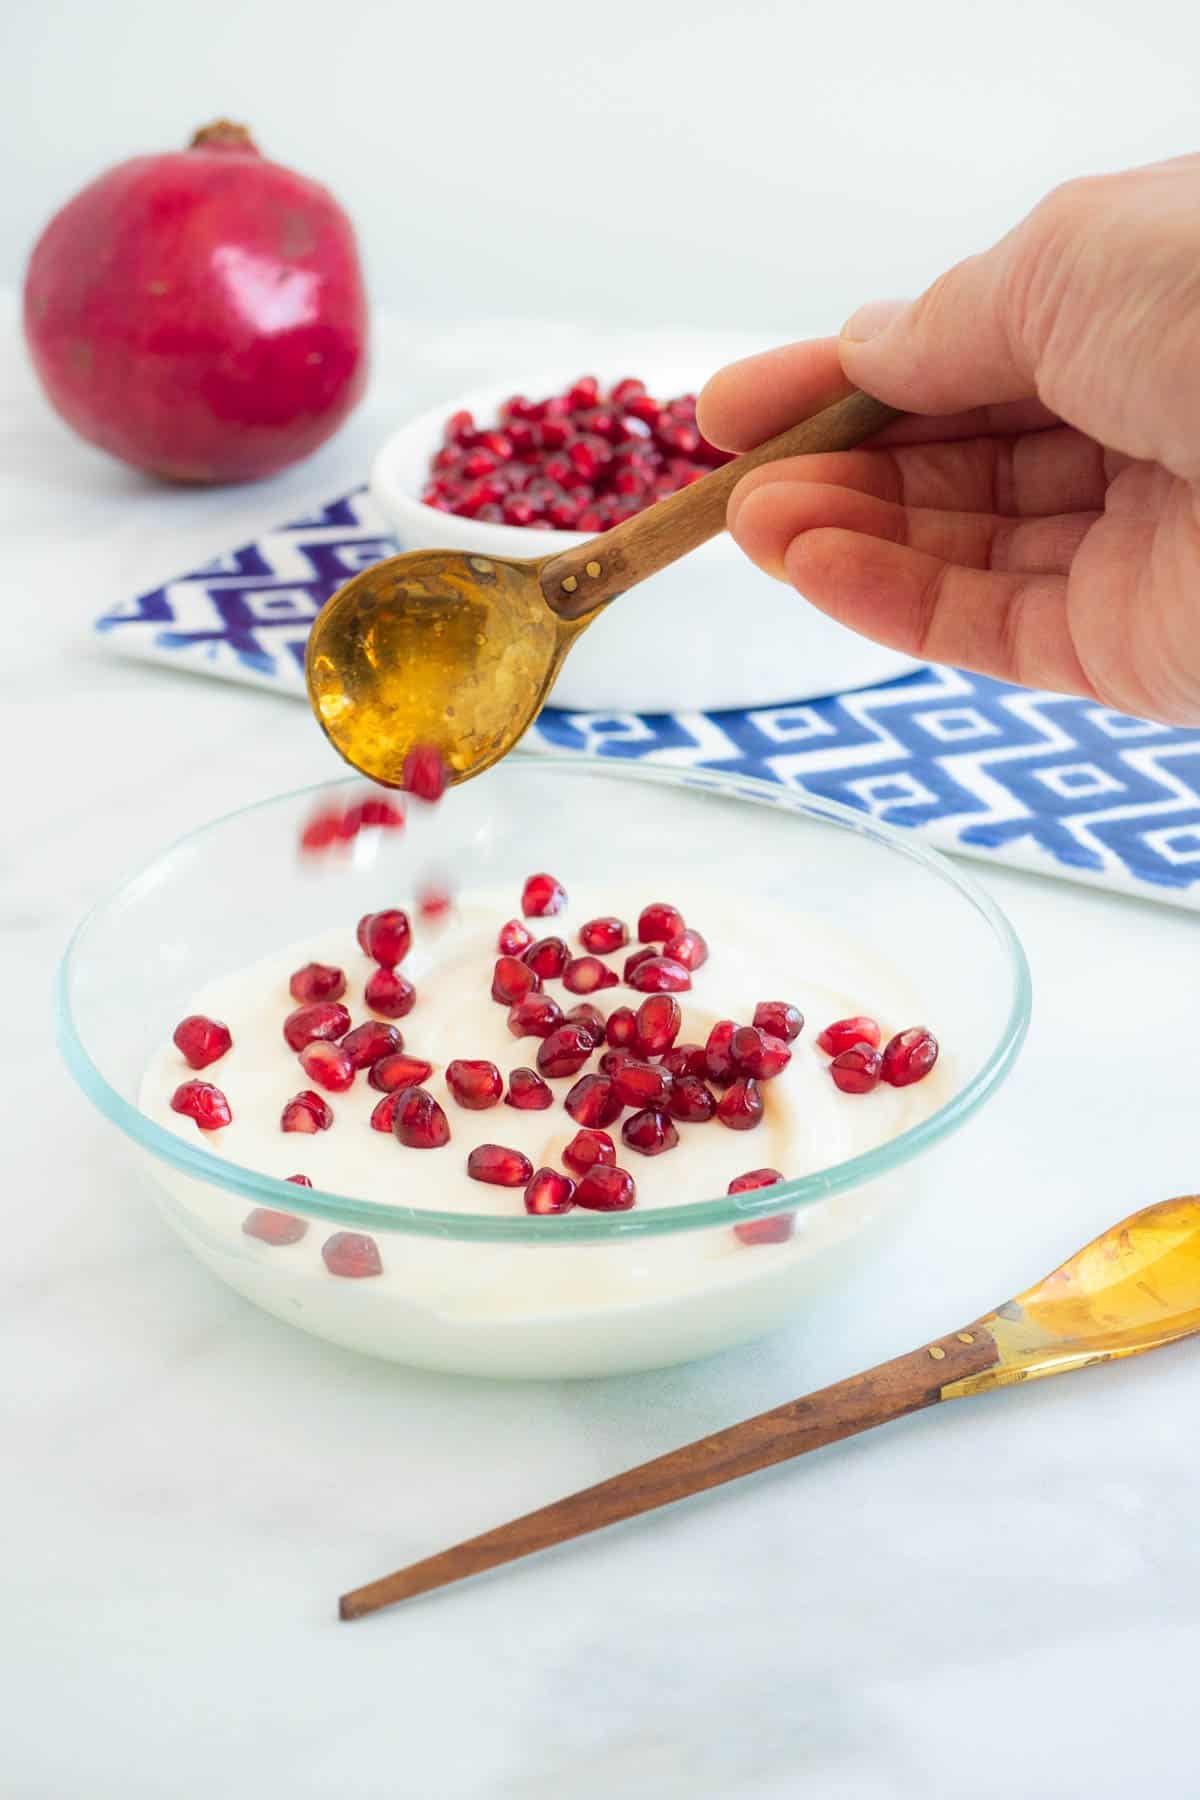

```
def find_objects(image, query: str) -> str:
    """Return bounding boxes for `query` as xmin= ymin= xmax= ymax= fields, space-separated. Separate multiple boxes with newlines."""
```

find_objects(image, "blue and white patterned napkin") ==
xmin=96 ymin=486 xmax=1200 ymax=908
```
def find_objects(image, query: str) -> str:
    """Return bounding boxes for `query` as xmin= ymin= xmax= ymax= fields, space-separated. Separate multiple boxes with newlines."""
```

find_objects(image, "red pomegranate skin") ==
xmin=22 ymin=122 xmax=368 ymax=483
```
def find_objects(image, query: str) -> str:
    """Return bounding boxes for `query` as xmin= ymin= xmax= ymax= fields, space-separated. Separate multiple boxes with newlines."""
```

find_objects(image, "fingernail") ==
xmin=841 ymin=297 xmax=910 ymax=343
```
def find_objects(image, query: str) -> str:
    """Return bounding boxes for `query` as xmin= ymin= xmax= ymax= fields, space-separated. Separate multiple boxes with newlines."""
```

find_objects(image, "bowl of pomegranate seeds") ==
xmin=58 ymin=759 xmax=1028 ymax=1377
xmin=369 ymin=371 xmax=925 ymax=712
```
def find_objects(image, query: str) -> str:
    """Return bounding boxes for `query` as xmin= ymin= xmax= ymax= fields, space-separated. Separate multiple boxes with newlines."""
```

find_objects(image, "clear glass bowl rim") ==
xmin=57 ymin=754 xmax=1031 ymax=1244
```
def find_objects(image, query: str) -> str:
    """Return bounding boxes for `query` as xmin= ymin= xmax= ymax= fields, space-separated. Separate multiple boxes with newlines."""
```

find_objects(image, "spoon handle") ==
xmin=540 ymin=388 xmax=900 ymax=620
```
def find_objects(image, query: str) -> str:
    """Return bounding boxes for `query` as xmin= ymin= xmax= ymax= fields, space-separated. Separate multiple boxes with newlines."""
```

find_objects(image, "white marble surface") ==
xmin=5 ymin=291 xmax=1200 ymax=1799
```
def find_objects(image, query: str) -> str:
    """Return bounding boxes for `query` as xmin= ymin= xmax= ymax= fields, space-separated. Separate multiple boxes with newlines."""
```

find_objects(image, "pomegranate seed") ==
xmin=521 ymin=871 xmax=567 ymax=917
xmin=286 ymin=1173 xmax=312 ymax=1186
xmin=502 ymin=495 xmax=537 ymax=527
xmin=368 ymin=1052 xmax=434 ymax=1094
xmin=563 ymin=955 xmax=619 ymax=994
xmin=358 ymin=796 xmax=405 ymax=830
xmin=169 ymin=1080 xmax=232 ymax=1130
xmin=563 ymin=1129 xmax=616 ymax=1175
xmin=506 ymin=420 xmax=537 ymax=455
xmin=445 ymin=1059 xmax=503 ymax=1109
xmin=830 ymin=1043 xmax=883 ymax=1094
xmin=243 ymin=1209 xmax=308 ymax=1246
xmin=364 ymin=909 xmax=412 ymax=969
xmin=341 ymin=1021 xmax=402 ymax=1069
xmin=355 ymin=913 xmax=375 ymax=954
xmin=579 ymin=916 xmax=627 ymax=954
xmin=536 ymin=1024 xmax=596 ymax=1078
xmin=444 ymin=408 xmax=474 ymax=444
xmin=662 ymin=929 xmax=708 ymax=972
xmin=300 ymin=810 xmax=341 ymax=852
xmin=525 ymin=1168 xmax=576 ymax=1214
xmin=507 ymin=993 xmax=564 ymax=1039
xmin=704 ymin=1020 xmax=738 ymax=1085
xmin=467 ymin=1143 xmax=533 ymax=1187
xmin=661 ymin=1042 xmax=706 ymax=1079
xmin=667 ymin=1075 xmax=716 ymax=1122
xmin=628 ymin=956 xmax=690 ymax=994
xmin=171 ymin=1015 xmax=232 ymax=1070
xmin=566 ymin=434 xmax=611 ymax=482
xmin=816 ymin=1016 xmax=882 ymax=1056
xmin=401 ymin=743 xmax=448 ymax=801
xmin=599 ymin=1048 xmax=635 ymax=1076
xmin=729 ymin=1170 xmax=794 ymax=1247
xmin=881 ymin=1028 xmax=939 ymax=1087
xmin=322 ymin=1232 xmax=383 ymax=1278
xmin=505 ymin=1067 xmax=553 ymax=1110
xmin=537 ymin=418 xmax=570 ymax=451
xmin=492 ymin=955 xmax=541 ymax=1005
xmin=392 ymin=1087 xmax=450 ymax=1149
xmin=282 ymin=1000 xmax=351 ymax=1052
xmin=637 ymin=902 xmax=685 ymax=943
xmin=753 ymin=1001 xmax=804 ymax=1043
xmin=624 ymin=392 xmax=661 ymax=427
xmin=288 ymin=963 xmax=346 ymax=1004
xmin=417 ymin=880 xmax=454 ymax=922
xmin=731 ymin=1026 xmax=792 ymax=1081
xmin=280 ymin=1089 xmax=333 ymax=1133
xmin=609 ymin=376 xmax=646 ymax=406
xmin=728 ymin=1168 xmax=784 ymax=1195
xmin=498 ymin=918 xmax=534 ymax=956
xmin=621 ymin=1109 xmax=679 ymax=1157
xmin=567 ymin=375 xmax=600 ymax=410
xmin=298 ymin=1040 xmax=356 ymax=1092
xmin=606 ymin=1006 xmax=638 ymax=1047
xmin=564 ymin=1003 xmax=606 ymax=1047
xmin=612 ymin=1060 xmax=671 ymax=1109
xmin=365 ymin=968 xmax=416 ymax=1018
xmin=369 ymin=1091 xmax=404 ymax=1131
xmin=523 ymin=936 xmax=569 ymax=980
xmin=574 ymin=1164 xmax=637 ymax=1211
xmin=545 ymin=495 xmax=582 ymax=530
xmin=564 ymin=1073 xmax=623 ymax=1128
xmin=633 ymin=994 xmax=682 ymax=1057
xmin=716 ymin=1078 xmax=764 ymax=1131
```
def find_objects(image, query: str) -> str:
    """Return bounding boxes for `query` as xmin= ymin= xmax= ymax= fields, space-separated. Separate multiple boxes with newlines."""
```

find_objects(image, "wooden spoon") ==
xmin=306 ymin=390 xmax=897 ymax=788
xmin=339 ymin=1193 xmax=1200 ymax=1620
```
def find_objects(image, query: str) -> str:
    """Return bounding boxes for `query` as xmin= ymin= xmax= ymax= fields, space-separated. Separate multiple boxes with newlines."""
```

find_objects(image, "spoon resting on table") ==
xmin=338 ymin=1193 xmax=1200 ymax=1620
xmin=306 ymin=389 xmax=899 ymax=788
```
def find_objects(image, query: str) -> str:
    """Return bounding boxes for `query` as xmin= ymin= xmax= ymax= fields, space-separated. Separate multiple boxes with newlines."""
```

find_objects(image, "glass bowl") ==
xmin=58 ymin=757 xmax=1030 ymax=1378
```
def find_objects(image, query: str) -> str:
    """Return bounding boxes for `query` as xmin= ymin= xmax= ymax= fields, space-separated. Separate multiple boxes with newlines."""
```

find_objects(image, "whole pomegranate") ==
xmin=23 ymin=121 xmax=368 ymax=483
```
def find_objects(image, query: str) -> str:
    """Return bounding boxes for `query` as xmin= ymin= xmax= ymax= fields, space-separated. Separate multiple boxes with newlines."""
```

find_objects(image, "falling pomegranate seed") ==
xmin=663 ymin=929 xmax=708 ymax=972
xmin=417 ymin=880 xmax=454 ymax=922
xmin=358 ymin=795 xmax=405 ymax=831
xmin=830 ymin=1043 xmax=883 ymax=1094
xmin=280 ymin=1089 xmax=333 ymax=1133
xmin=341 ymin=1021 xmax=403 ymax=1069
xmin=525 ymin=1168 xmax=576 ymax=1215
xmin=288 ymin=963 xmax=346 ymax=1004
xmin=536 ymin=1024 xmax=596 ymax=1078
xmin=574 ymin=1164 xmax=637 ymax=1211
xmin=606 ymin=1006 xmax=638 ymax=1048
xmin=628 ymin=956 xmax=691 ymax=994
xmin=816 ymin=1016 xmax=882 ymax=1056
xmin=467 ymin=1143 xmax=534 ymax=1187
xmin=401 ymin=743 xmax=448 ymax=802
xmin=392 ymin=1087 xmax=451 ymax=1149
xmin=298 ymin=1039 xmax=356 ymax=1093
xmin=564 ymin=1004 xmax=606 ymax=1048
xmin=300 ymin=810 xmax=341 ymax=853
xmin=368 ymin=1052 xmax=434 ymax=1094
xmin=171 ymin=1014 xmax=232 ymax=1070
xmin=492 ymin=955 xmax=541 ymax=1006
xmin=498 ymin=918 xmax=534 ymax=956
xmin=282 ymin=1000 xmax=351 ymax=1053
xmin=623 ymin=946 xmax=656 ymax=983
xmin=716 ymin=1078 xmax=764 ymax=1131
xmin=563 ymin=1073 xmax=623 ymax=1128
xmin=445 ymin=1059 xmax=503 ymax=1109
xmin=729 ymin=1169 xmax=794 ymax=1247
xmin=562 ymin=955 xmax=619 ymax=994
xmin=731 ymin=1026 xmax=792 ymax=1081
xmin=637 ymin=902 xmax=685 ymax=943
xmin=169 ymin=1080 xmax=232 ymax=1131
xmin=507 ymin=993 xmax=564 ymax=1039
xmin=322 ymin=1232 xmax=383 ymax=1278
xmin=661 ymin=1043 xmax=706 ymax=1079
xmin=633 ymin=993 xmax=682 ymax=1057
xmin=243 ymin=1209 xmax=308 ymax=1246
xmin=521 ymin=871 xmax=567 ymax=918
xmin=704 ymin=1020 xmax=738 ymax=1085
xmin=667 ymin=1075 xmax=717 ymax=1123
xmin=752 ymin=1001 xmax=804 ymax=1043
xmin=523 ymin=936 xmax=569 ymax=980
xmin=563 ymin=1128 xmax=616 ymax=1175
xmin=612 ymin=1060 xmax=671 ymax=1110
xmin=365 ymin=967 xmax=416 ymax=1018
xmin=881 ymin=1028 xmax=939 ymax=1087
xmin=505 ymin=1067 xmax=554 ymax=1110
xmin=579 ymin=916 xmax=628 ymax=954
xmin=621 ymin=1108 xmax=679 ymax=1157
xmin=364 ymin=909 xmax=412 ymax=969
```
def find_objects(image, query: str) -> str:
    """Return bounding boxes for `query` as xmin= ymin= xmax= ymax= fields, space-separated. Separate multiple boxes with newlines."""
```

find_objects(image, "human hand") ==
xmin=698 ymin=157 xmax=1200 ymax=724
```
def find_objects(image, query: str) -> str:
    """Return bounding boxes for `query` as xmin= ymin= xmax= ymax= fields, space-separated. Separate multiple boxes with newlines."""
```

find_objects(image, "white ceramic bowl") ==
xmin=370 ymin=368 xmax=922 ymax=714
